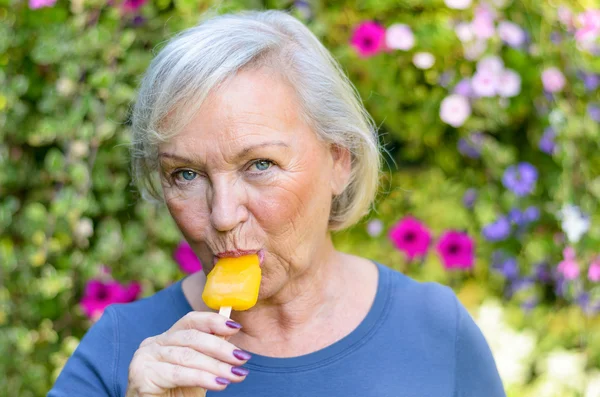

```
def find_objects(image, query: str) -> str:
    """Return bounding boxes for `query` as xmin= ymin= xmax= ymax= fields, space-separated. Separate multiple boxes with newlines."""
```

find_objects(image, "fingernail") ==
xmin=233 ymin=349 xmax=252 ymax=361
xmin=226 ymin=320 xmax=242 ymax=329
xmin=231 ymin=366 xmax=250 ymax=376
xmin=216 ymin=377 xmax=231 ymax=385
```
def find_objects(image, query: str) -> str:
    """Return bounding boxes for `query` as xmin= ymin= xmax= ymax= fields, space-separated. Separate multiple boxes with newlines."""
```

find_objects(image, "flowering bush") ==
xmin=1 ymin=0 xmax=598 ymax=395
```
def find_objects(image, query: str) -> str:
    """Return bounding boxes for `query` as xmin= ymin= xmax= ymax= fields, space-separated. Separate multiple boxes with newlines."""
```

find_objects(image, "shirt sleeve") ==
xmin=48 ymin=306 xmax=119 ymax=397
xmin=453 ymin=297 xmax=506 ymax=397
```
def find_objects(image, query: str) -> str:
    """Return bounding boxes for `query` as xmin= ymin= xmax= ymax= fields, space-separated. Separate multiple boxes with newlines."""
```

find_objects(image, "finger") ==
xmin=156 ymin=329 xmax=252 ymax=366
xmin=156 ymin=346 xmax=249 ymax=383
xmin=170 ymin=311 xmax=243 ymax=336
xmin=148 ymin=362 xmax=232 ymax=392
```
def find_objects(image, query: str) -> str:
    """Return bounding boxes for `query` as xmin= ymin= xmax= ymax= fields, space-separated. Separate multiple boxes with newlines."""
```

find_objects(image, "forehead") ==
xmin=175 ymin=67 xmax=305 ymax=146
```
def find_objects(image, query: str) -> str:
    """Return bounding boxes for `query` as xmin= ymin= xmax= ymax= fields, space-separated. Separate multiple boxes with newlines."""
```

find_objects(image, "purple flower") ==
xmin=533 ymin=262 xmax=552 ymax=283
xmin=587 ymin=103 xmax=600 ymax=122
xmin=174 ymin=241 xmax=203 ymax=274
xmin=538 ymin=127 xmax=556 ymax=155
xmin=493 ymin=255 xmax=519 ymax=280
xmin=294 ymin=0 xmax=312 ymax=19
xmin=523 ymin=206 xmax=540 ymax=223
xmin=123 ymin=0 xmax=147 ymax=11
xmin=482 ymin=216 xmax=511 ymax=241
xmin=541 ymin=67 xmax=566 ymax=93
xmin=440 ymin=95 xmax=471 ymax=127
xmin=453 ymin=78 xmax=473 ymax=97
xmin=521 ymin=297 xmax=538 ymax=312
xmin=577 ymin=292 xmax=590 ymax=311
xmin=550 ymin=31 xmax=563 ymax=44
xmin=497 ymin=21 xmax=526 ymax=47
xmin=458 ymin=132 xmax=484 ymax=158
xmin=366 ymin=219 xmax=384 ymax=237
xmin=463 ymin=188 xmax=477 ymax=209
xmin=508 ymin=208 xmax=524 ymax=225
xmin=502 ymin=162 xmax=538 ymax=197
xmin=578 ymin=71 xmax=600 ymax=91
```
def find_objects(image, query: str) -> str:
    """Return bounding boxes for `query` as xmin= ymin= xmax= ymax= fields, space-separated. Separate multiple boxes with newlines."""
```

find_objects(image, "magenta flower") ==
xmin=123 ymin=0 xmax=148 ymax=11
xmin=440 ymin=94 xmax=471 ymax=127
xmin=385 ymin=24 xmax=415 ymax=51
xmin=388 ymin=216 xmax=432 ymax=261
xmin=350 ymin=21 xmax=386 ymax=58
xmin=436 ymin=231 xmax=475 ymax=270
xmin=541 ymin=67 xmax=566 ymax=93
xmin=174 ymin=241 xmax=203 ymax=274
xmin=589 ymin=257 xmax=600 ymax=282
xmin=557 ymin=247 xmax=580 ymax=280
xmin=80 ymin=280 xmax=141 ymax=320
xmin=29 ymin=0 xmax=56 ymax=9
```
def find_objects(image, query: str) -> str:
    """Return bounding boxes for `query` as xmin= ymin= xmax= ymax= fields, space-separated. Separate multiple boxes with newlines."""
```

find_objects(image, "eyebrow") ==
xmin=158 ymin=141 xmax=290 ymax=164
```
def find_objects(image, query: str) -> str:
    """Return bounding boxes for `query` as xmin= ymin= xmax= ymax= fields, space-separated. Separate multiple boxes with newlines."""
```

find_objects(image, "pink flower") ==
xmin=477 ymin=55 xmax=504 ymax=74
xmin=589 ymin=258 xmax=600 ymax=282
xmin=388 ymin=216 xmax=432 ymax=261
xmin=412 ymin=52 xmax=435 ymax=69
xmin=385 ymin=24 xmax=415 ymax=51
xmin=542 ymin=67 xmax=566 ymax=93
xmin=472 ymin=5 xmax=496 ymax=39
xmin=436 ymin=230 xmax=475 ymax=270
xmin=80 ymin=280 xmax=141 ymax=320
xmin=471 ymin=69 xmax=498 ymax=97
xmin=123 ymin=0 xmax=148 ymax=11
xmin=444 ymin=0 xmax=472 ymax=10
xmin=28 ymin=0 xmax=56 ymax=9
xmin=575 ymin=9 xmax=600 ymax=43
xmin=557 ymin=247 xmax=580 ymax=280
xmin=440 ymin=94 xmax=471 ymax=127
xmin=498 ymin=21 xmax=527 ymax=47
xmin=350 ymin=21 xmax=386 ymax=58
xmin=174 ymin=241 xmax=202 ymax=274
xmin=497 ymin=69 xmax=521 ymax=97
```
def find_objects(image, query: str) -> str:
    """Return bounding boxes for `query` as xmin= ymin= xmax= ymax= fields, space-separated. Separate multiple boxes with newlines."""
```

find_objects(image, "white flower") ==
xmin=537 ymin=349 xmax=587 ymax=392
xmin=455 ymin=22 xmax=474 ymax=42
xmin=385 ymin=24 xmax=415 ymax=51
xmin=412 ymin=52 xmax=435 ymax=69
xmin=440 ymin=95 xmax=471 ymax=127
xmin=497 ymin=21 xmax=527 ymax=47
xmin=444 ymin=0 xmax=472 ymax=10
xmin=586 ymin=371 xmax=600 ymax=397
xmin=463 ymin=39 xmax=487 ymax=60
xmin=558 ymin=204 xmax=590 ymax=243
xmin=366 ymin=219 xmax=384 ymax=237
xmin=74 ymin=218 xmax=94 ymax=240
xmin=497 ymin=69 xmax=521 ymax=97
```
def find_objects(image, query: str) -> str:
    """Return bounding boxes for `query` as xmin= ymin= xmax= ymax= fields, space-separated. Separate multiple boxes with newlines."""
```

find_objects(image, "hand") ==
xmin=125 ymin=312 xmax=250 ymax=397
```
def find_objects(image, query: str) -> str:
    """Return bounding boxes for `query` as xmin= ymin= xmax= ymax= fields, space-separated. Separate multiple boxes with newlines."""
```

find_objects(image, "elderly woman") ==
xmin=49 ymin=10 xmax=505 ymax=397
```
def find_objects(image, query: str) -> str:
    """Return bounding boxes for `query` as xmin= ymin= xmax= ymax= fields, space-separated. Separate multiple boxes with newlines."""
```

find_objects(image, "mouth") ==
xmin=213 ymin=249 xmax=265 ymax=266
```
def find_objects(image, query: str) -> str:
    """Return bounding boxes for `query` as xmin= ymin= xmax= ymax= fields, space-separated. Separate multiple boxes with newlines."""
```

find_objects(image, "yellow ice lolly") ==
xmin=202 ymin=254 xmax=262 ymax=311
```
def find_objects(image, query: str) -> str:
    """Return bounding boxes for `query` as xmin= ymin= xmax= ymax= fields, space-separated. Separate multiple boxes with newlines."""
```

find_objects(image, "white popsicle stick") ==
xmin=219 ymin=306 xmax=232 ymax=319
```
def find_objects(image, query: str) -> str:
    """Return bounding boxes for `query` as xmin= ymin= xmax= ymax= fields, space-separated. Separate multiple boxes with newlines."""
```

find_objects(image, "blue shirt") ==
xmin=48 ymin=262 xmax=506 ymax=397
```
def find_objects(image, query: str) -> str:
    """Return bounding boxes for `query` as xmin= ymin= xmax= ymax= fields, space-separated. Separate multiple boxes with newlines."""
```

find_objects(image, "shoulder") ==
xmin=380 ymin=263 xmax=460 ymax=330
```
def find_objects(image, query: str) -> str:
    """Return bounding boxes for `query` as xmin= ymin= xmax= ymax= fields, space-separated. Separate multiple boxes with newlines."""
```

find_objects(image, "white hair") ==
xmin=130 ymin=9 xmax=381 ymax=230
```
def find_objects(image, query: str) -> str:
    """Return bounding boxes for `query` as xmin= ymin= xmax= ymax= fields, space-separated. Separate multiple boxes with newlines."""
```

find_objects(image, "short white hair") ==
xmin=130 ymin=9 xmax=381 ymax=230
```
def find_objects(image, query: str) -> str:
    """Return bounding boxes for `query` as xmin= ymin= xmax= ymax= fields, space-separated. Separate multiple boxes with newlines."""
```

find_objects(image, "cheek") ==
xmin=164 ymin=192 xmax=210 ymax=241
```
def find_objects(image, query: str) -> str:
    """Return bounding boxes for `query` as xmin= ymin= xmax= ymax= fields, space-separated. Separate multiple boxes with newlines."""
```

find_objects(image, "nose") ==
xmin=208 ymin=177 xmax=249 ymax=232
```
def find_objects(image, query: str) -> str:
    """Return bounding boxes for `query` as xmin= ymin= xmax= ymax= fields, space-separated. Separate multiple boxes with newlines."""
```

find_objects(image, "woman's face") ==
xmin=158 ymin=67 xmax=350 ymax=299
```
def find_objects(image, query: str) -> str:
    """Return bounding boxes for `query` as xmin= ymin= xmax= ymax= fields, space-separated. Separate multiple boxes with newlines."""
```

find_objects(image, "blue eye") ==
xmin=179 ymin=170 xmax=197 ymax=181
xmin=252 ymin=160 xmax=272 ymax=171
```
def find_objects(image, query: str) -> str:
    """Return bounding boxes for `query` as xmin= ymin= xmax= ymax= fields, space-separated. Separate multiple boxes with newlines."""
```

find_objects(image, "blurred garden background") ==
xmin=1 ymin=0 xmax=600 ymax=395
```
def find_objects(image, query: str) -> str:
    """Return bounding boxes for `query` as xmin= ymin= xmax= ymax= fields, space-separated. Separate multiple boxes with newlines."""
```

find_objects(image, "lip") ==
xmin=213 ymin=249 xmax=265 ymax=266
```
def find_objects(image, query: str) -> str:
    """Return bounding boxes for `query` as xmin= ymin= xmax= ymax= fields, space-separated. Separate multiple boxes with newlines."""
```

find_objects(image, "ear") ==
xmin=330 ymin=144 xmax=352 ymax=196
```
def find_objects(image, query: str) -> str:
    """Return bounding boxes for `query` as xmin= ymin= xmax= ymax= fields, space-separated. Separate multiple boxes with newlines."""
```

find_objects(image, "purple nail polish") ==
xmin=216 ymin=377 xmax=231 ymax=385
xmin=226 ymin=320 xmax=242 ymax=329
xmin=231 ymin=366 xmax=250 ymax=376
xmin=233 ymin=349 xmax=252 ymax=361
